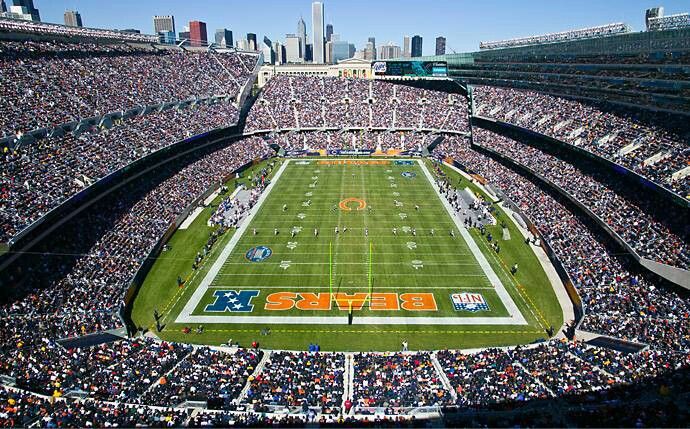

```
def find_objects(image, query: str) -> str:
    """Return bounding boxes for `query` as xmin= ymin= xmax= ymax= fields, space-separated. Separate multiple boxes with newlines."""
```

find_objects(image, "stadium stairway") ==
xmin=236 ymin=351 xmax=270 ymax=404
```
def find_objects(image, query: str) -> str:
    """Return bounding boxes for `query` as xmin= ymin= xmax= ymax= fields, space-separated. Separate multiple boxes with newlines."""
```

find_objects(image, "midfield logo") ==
xmin=451 ymin=292 xmax=490 ymax=312
xmin=205 ymin=290 xmax=259 ymax=312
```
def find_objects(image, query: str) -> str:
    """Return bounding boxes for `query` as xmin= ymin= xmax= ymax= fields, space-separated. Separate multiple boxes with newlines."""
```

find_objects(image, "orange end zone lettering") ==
xmin=295 ymin=293 xmax=332 ymax=311
xmin=333 ymin=292 xmax=369 ymax=311
xmin=369 ymin=293 xmax=399 ymax=311
xmin=400 ymin=293 xmax=438 ymax=311
xmin=264 ymin=292 xmax=297 ymax=311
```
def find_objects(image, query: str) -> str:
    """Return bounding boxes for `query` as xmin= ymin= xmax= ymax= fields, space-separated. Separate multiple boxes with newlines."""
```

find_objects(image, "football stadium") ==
xmin=0 ymin=1 xmax=689 ymax=427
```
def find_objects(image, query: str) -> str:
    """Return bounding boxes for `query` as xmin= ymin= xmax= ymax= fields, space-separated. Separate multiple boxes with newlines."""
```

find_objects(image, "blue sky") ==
xmin=36 ymin=0 xmax=689 ymax=54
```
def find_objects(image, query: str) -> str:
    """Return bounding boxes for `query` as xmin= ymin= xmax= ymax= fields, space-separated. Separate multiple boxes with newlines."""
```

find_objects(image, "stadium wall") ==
xmin=0 ymin=125 xmax=241 ymax=273
xmin=471 ymin=116 xmax=690 ymax=208
xmin=468 ymin=129 xmax=690 ymax=290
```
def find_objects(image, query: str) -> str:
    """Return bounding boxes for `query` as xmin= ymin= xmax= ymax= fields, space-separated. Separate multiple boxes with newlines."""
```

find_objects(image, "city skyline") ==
xmin=28 ymin=0 xmax=690 ymax=55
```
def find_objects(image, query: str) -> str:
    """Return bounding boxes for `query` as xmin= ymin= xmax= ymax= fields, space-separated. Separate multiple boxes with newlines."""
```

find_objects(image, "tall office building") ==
xmin=297 ymin=16 xmax=307 ymax=60
xmin=0 ymin=1 xmax=6 ymax=13
xmin=305 ymin=43 xmax=313 ymax=62
xmin=326 ymin=23 xmax=333 ymax=42
xmin=325 ymin=40 xmax=333 ymax=64
xmin=262 ymin=36 xmax=275 ymax=64
xmin=64 ymin=10 xmax=82 ymax=27
xmin=362 ymin=41 xmax=376 ymax=60
xmin=215 ymin=29 xmax=233 ymax=48
xmin=435 ymin=36 xmax=446 ymax=55
xmin=11 ymin=0 xmax=39 ymax=21
xmin=285 ymin=34 xmax=302 ymax=63
xmin=411 ymin=35 xmax=423 ymax=57
xmin=247 ymin=33 xmax=257 ymax=51
xmin=189 ymin=21 xmax=207 ymax=47
xmin=365 ymin=37 xmax=376 ymax=60
xmin=273 ymin=41 xmax=285 ymax=64
xmin=378 ymin=43 xmax=401 ymax=60
xmin=153 ymin=15 xmax=175 ymax=35
xmin=332 ymin=40 xmax=350 ymax=63
xmin=348 ymin=43 xmax=356 ymax=59
xmin=403 ymin=35 xmax=411 ymax=58
xmin=311 ymin=1 xmax=325 ymax=63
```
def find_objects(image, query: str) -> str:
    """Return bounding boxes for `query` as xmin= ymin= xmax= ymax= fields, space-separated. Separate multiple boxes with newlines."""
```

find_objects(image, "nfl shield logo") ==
xmin=451 ymin=293 xmax=490 ymax=312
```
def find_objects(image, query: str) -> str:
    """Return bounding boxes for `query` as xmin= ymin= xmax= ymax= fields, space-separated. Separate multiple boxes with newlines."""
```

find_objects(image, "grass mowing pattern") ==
xmin=132 ymin=158 xmax=563 ymax=351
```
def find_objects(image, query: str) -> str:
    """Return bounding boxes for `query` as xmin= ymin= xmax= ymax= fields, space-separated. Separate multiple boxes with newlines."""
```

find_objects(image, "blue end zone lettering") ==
xmin=205 ymin=290 xmax=260 ymax=313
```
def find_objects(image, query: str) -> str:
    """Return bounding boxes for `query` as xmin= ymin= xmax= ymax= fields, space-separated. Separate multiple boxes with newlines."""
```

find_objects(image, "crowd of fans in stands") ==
xmin=472 ymin=85 xmax=690 ymax=198
xmin=0 ymin=338 xmax=687 ymax=426
xmin=352 ymin=352 xmax=450 ymax=410
xmin=472 ymin=128 xmax=689 ymax=269
xmin=1 ymin=35 xmax=689 ymax=425
xmin=1 ymin=102 xmax=240 ymax=243
xmin=268 ymin=130 xmax=437 ymax=153
xmin=245 ymin=352 xmax=344 ymax=414
xmin=0 ymin=40 xmax=256 ymax=138
xmin=0 ymin=137 xmax=272 ymax=341
xmin=245 ymin=76 xmax=468 ymax=134
xmin=434 ymin=136 xmax=689 ymax=350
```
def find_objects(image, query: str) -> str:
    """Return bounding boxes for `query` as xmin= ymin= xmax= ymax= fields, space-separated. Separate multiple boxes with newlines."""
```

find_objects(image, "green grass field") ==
xmin=132 ymin=158 xmax=563 ymax=351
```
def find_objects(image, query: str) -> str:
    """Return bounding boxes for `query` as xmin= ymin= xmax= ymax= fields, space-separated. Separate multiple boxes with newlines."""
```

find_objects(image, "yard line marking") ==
xmin=212 ymin=273 xmax=490 ymax=277
xmin=418 ymin=159 xmax=527 ymax=325
xmin=219 ymin=261 xmax=482 ymax=266
xmin=175 ymin=159 xmax=290 ymax=323
xmin=176 ymin=315 xmax=530 ymax=325
xmin=207 ymin=285 xmax=497 ymax=290
xmin=202 ymin=329 xmax=543 ymax=334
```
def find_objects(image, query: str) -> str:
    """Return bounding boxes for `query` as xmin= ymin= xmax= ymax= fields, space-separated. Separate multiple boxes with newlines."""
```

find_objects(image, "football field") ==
xmin=138 ymin=158 xmax=563 ymax=351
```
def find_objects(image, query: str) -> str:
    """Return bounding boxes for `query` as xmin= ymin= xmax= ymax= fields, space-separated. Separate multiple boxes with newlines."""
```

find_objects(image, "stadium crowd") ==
xmin=245 ymin=76 xmax=469 ymax=134
xmin=0 ymin=136 xmax=272 ymax=341
xmin=434 ymin=136 xmax=690 ymax=350
xmin=472 ymin=128 xmax=689 ymax=269
xmin=352 ymin=352 xmax=450 ymax=410
xmin=1 ymin=102 xmax=240 ymax=243
xmin=0 ymin=338 xmax=687 ymax=426
xmin=269 ymin=130 xmax=437 ymax=153
xmin=472 ymin=85 xmax=690 ymax=197
xmin=0 ymin=40 xmax=256 ymax=137
xmin=244 ymin=352 xmax=344 ymax=414
xmin=1 ymin=29 xmax=689 ymax=425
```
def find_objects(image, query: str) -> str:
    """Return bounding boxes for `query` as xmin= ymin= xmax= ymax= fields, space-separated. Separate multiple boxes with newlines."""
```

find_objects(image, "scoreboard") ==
xmin=372 ymin=61 xmax=448 ymax=77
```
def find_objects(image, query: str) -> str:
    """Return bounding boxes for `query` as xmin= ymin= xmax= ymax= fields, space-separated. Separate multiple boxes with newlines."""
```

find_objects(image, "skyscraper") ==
xmin=189 ymin=21 xmax=207 ymax=47
xmin=1 ymin=0 xmax=7 ymax=13
xmin=153 ymin=15 xmax=175 ymax=35
xmin=64 ymin=10 xmax=82 ymax=27
xmin=215 ymin=29 xmax=233 ymax=48
xmin=326 ymin=23 xmax=333 ymax=42
xmin=311 ymin=1 xmax=325 ymax=63
xmin=411 ymin=35 xmax=423 ymax=57
xmin=285 ymin=34 xmax=302 ymax=63
xmin=262 ymin=36 xmax=275 ymax=64
xmin=378 ymin=43 xmax=401 ymax=60
xmin=332 ymin=40 xmax=350 ymax=63
xmin=435 ymin=36 xmax=446 ymax=55
xmin=365 ymin=37 xmax=376 ymax=60
xmin=403 ymin=35 xmax=411 ymax=58
xmin=273 ymin=41 xmax=285 ymax=64
xmin=297 ymin=17 xmax=307 ymax=61
xmin=247 ymin=33 xmax=257 ymax=51
xmin=12 ymin=0 xmax=39 ymax=21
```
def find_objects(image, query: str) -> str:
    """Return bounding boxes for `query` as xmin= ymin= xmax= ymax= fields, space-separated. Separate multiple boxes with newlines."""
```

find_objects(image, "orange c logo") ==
xmin=339 ymin=197 xmax=367 ymax=211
